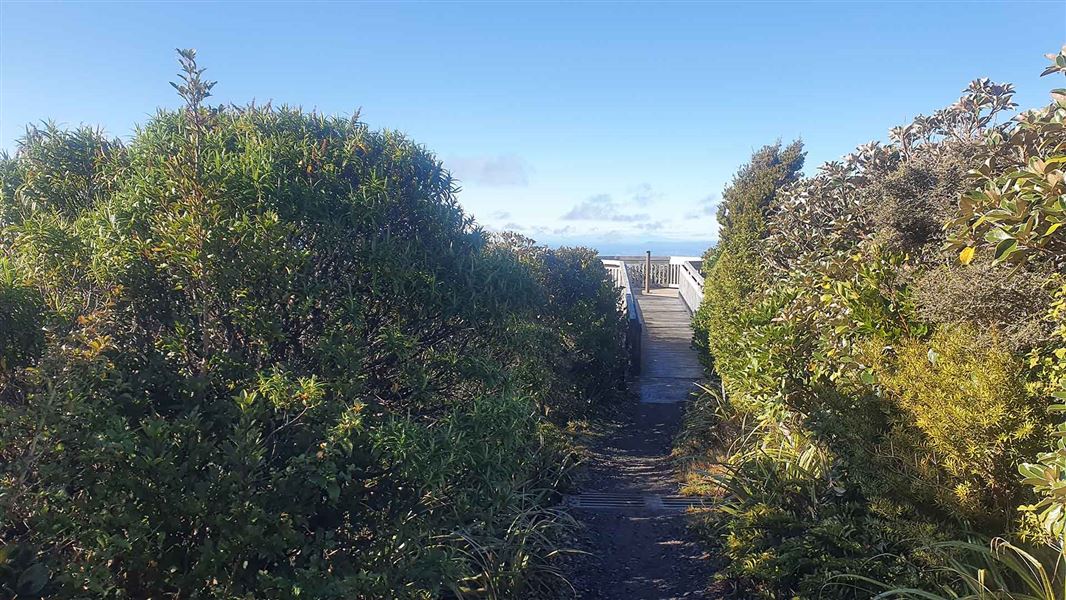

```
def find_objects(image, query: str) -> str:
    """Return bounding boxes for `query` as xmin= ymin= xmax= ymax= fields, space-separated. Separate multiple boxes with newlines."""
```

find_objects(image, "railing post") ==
xmin=644 ymin=250 xmax=651 ymax=293
xmin=626 ymin=292 xmax=642 ymax=376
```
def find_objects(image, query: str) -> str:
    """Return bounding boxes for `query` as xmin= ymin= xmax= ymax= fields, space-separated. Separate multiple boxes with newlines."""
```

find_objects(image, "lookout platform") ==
xmin=635 ymin=288 xmax=703 ymax=404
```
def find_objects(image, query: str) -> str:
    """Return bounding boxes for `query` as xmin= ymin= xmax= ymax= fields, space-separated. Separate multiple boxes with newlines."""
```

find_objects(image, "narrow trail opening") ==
xmin=567 ymin=288 xmax=714 ymax=599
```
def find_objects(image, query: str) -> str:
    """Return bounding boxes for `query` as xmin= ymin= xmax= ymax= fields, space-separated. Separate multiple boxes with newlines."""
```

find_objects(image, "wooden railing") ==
xmin=602 ymin=254 xmax=705 ymax=374
xmin=601 ymin=259 xmax=643 ymax=375
xmin=602 ymin=256 xmax=702 ymax=290
xmin=625 ymin=261 xmax=683 ymax=288
xmin=603 ymin=260 xmax=629 ymax=290
xmin=677 ymin=259 xmax=704 ymax=314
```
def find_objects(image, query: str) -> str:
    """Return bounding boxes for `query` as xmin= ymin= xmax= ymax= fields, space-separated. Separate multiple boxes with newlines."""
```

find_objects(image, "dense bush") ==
xmin=489 ymin=232 xmax=626 ymax=421
xmin=869 ymin=326 xmax=1040 ymax=522
xmin=683 ymin=48 xmax=1066 ymax=598
xmin=691 ymin=141 xmax=805 ymax=366
xmin=0 ymin=51 xmax=625 ymax=599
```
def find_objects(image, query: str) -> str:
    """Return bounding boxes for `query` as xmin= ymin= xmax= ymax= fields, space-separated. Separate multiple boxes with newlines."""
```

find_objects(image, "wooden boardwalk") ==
xmin=636 ymin=288 xmax=702 ymax=404
xmin=564 ymin=286 xmax=714 ymax=598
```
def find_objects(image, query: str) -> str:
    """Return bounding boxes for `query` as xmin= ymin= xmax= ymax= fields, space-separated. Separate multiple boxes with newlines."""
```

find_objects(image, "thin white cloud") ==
xmin=561 ymin=194 xmax=650 ymax=222
xmin=628 ymin=183 xmax=661 ymax=207
xmin=447 ymin=155 xmax=530 ymax=186
xmin=697 ymin=193 xmax=718 ymax=216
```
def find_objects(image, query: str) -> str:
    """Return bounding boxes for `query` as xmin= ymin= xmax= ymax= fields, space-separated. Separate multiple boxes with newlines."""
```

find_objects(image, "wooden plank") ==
xmin=634 ymin=289 xmax=705 ymax=402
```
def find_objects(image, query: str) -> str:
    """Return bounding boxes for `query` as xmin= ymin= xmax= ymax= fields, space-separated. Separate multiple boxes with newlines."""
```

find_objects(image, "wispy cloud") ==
xmin=697 ymin=193 xmax=718 ymax=216
xmin=561 ymin=193 xmax=650 ymax=222
xmin=490 ymin=210 xmax=511 ymax=220
xmin=447 ymin=154 xmax=530 ymax=186
xmin=684 ymin=194 xmax=719 ymax=219
xmin=496 ymin=223 xmax=576 ymax=237
xmin=629 ymin=183 xmax=661 ymax=207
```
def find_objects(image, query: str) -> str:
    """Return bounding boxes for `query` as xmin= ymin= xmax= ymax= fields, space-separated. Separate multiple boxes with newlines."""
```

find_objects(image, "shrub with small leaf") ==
xmin=682 ymin=47 xmax=1066 ymax=598
xmin=0 ymin=50 xmax=624 ymax=599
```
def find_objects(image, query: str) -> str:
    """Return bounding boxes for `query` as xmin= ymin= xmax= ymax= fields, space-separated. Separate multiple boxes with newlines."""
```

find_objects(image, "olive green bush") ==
xmin=683 ymin=48 xmax=1066 ymax=598
xmin=913 ymin=261 xmax=1056 ymax=353
xmin=871 ymin=326 xmax=1041 ymax=523
xmin=490 ymin=233 xmax=626 ymax=421
xmin=0 ymin=51 xmax=624 ymax=599
xmin=0 ymin=278 xmax=43 ymax=384
xmin=692 ymin=140 xmax=805 ymax=366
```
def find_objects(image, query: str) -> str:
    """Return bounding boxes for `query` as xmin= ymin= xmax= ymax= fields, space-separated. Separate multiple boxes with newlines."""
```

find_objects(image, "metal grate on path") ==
xmin=563 ymin=493 xmax=709 ymax=512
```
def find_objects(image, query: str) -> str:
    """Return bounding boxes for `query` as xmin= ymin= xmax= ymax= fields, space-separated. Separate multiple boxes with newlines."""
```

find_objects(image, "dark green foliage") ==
xmin=0 ymin=51 xmax=624 ymax=599
xmin=0 ymin=277 xmax=42 ymax=371
xmin=691 ymin=141 xmax=805 ymax=363
xmin=715 ymin=140 xmax=807 ymax=249
xmin=683 ymin=53 xmax=1066 ymax=598
xmin=492 ymin=233 xmax=626 ymax=420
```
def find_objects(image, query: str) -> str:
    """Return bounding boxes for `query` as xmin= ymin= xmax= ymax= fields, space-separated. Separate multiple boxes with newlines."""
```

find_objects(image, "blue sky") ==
xmin=1 ymin=2 xmax=1063 ymax=256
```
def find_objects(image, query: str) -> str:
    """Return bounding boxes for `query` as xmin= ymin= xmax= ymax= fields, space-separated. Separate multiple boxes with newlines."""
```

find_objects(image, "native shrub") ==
xmin=491 ymin=233 xmax=626 ymax=420
xmin=681 ymin=49 xmax=1066 ymax=598
xmin=870 ymin=326 xmax=1044 ymax=524
xmin=692 ymin=140 xmax=805 ymax=366
xmin=0 ymin=50 xmax=624 ymax=599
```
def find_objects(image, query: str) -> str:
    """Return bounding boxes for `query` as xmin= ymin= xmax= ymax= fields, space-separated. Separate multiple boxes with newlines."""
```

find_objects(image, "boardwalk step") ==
xmin=563 ymin=493 xmax=709 ymax=512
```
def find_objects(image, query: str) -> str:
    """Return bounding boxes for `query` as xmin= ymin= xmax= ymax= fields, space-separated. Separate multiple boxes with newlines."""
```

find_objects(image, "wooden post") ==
xmin=644 ymin=251 xmax=651 ymax=293
xmin=626 ymin=292 xmax=642 ymax=376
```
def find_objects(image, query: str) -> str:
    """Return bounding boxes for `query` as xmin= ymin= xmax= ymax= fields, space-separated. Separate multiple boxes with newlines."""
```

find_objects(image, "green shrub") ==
xmin=1016 ymin=279 xmax=1066 ymax=549
xmin=913 ymin=260 xmax=1057 ymax=354
xmin=681 ymin=50 xmax=1066 ymax=598
xmin=870 ymin=326 xmax=1046 ymax=525
xmin=692 ymin=140 xmax=805 ymax=365
xmin=491 ymin=233 xmax=626 ymax=420
xmin=947 ymin=48 xmax=1066 ymax=271
xmin=0 ymin=277 xmax=43 ymax=384
xmin=0 ymin=50 xmax=623 ymax=599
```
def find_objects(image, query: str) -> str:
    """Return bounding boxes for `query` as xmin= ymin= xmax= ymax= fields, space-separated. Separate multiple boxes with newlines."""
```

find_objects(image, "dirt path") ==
xmin=564 ymin=289 xmax=715 ymax=599
xmin=566 ymin=402 xmax=714 ymax=599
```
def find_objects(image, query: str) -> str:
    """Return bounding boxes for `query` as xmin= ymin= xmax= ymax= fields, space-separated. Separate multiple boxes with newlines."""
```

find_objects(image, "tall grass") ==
xmin=848 ymin=540 xmax=1065 ymax=600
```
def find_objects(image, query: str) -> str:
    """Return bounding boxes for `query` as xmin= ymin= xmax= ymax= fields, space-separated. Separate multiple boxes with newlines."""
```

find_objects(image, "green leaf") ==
xmin=992 ymin=237 xmax=1018 ymax=262
xmin=983 ymin=227 xmax=1012 ymax=243
xmin=17 ymin=563 xmax=49 ymax=595
xmin=860 ymin=369 xmax=876 ymax=386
